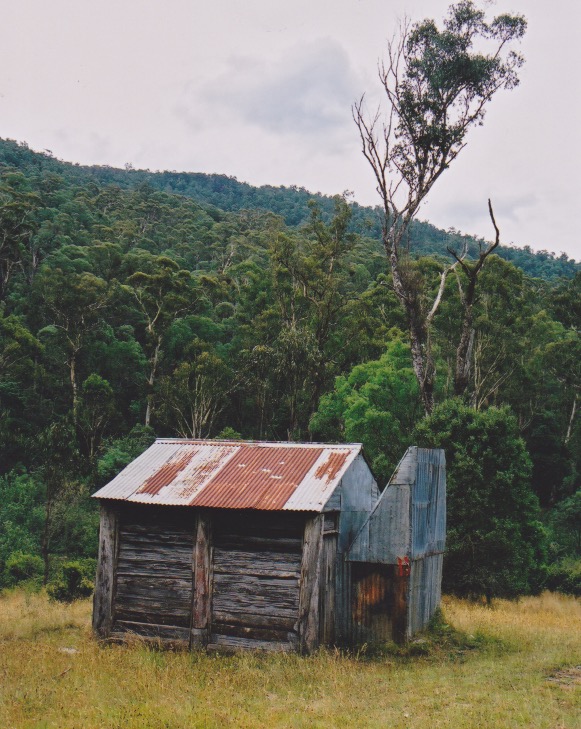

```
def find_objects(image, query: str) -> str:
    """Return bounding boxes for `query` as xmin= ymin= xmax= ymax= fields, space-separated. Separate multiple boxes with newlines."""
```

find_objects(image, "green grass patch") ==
xmin=1 ymin=591 xmax=580 ymax=728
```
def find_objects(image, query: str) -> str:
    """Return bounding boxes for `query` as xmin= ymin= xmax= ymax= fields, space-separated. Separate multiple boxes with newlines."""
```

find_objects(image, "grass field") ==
xmin=0 ymin=590 xmax=579 ymax=728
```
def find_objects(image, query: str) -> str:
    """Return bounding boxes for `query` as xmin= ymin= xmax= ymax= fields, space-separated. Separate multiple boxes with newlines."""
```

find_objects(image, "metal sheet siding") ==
xmin=407 ymin=553 xmax=443 ymax=636
xmin=93 ymin=442 xmax=186 ymax=501
xmin=284 ymin=449 xmax=356 ymax=511
xmin=347 ymin=448 xmax=416 ymax=564
xmin=411 ymin=449 xmax=446 ymax=559
xmin=348 ymin=447 xmax=446 ymax=564
xmin=92 ymin=440 xmax=362 ymax=512
xmin=344 ymin=447 xmax=445 ymax=643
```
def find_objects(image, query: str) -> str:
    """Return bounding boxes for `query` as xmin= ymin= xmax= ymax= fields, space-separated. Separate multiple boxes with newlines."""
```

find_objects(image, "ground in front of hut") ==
xmin=0 ymin=590 xmax=579 ymax=728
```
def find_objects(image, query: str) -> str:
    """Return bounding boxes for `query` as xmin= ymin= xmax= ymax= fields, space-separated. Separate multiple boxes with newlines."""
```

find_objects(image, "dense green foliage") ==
xmin=0 ymin=137 xmax=578 ymax=599
xmin=310 ymin=333 xmax=420 ymax=484
xmin=0 ymin=138 xmax=577 ymax=279
xmin=46 ymin=560 xmax=95 ymax=603
xmin=414 ymin=401 xmax=546 ymax=597
xmin=3 ymin=551 xmax=43 ymax=587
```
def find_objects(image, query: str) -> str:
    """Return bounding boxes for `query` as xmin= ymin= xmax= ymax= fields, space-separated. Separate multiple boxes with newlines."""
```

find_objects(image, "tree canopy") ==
xmin=0 ymin=101 xmax=578 ymax=596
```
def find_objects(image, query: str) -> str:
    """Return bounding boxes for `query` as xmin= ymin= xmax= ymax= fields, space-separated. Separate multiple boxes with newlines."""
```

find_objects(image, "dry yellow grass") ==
xmin=0 ymin=589 xmax=579 ymax=728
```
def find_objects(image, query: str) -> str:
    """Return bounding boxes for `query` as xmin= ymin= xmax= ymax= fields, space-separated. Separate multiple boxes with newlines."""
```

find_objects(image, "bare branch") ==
xmin=427 ymin=258 xmax=461 ymax=326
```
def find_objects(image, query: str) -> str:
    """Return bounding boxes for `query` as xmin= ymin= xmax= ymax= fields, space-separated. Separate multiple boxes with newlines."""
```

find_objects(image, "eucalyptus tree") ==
xmin=268 ymin=197 xmax=363 ymax=432
xmin=122 ymin=252 xmax=197 ymax=426
xmin=156 ymin=346 xmax=233 ymax=439
xmin=0 ymin=310 xmax=43 ymax=466
xmin=35 ymin=262 xmax=110 ymax=422
xmin=0 ymin=171 xmax=40 ymax=300
xmin=353 ymin=1 xmax=526 ymax=413
xmin=76 ymin=374 xmax=116 ymax=463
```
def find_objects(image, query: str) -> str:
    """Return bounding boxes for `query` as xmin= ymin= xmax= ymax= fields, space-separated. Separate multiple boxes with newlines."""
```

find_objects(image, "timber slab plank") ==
xmin=113 ymin=620 xmax=190 ymax=641
xmin=208 ymin=634 xmax=294 ymax=653
xmin=211 ymin=622 xmax=295 ymax=642
xmin=213 ymin=535 xmax=302 ymax=553
xmin=212 ymin=610 xmax=296 ymax=631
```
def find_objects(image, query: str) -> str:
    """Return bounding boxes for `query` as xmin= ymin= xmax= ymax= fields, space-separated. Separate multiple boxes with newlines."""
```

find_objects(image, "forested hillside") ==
xmin=1 ymin=139 xmax=577 ymax=279
xmin=0 ymin=137 xmax=579 ymax=598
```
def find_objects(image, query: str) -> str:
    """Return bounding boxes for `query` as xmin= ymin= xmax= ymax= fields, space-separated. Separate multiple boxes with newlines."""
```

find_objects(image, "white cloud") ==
xmin=176 ymin=39 xmax=361 ymax=144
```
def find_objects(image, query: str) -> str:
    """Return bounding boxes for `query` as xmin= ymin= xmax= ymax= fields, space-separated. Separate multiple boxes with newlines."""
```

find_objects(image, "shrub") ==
xmin=414 ymin=400 xmax=546 ymax=599
xmin=3 ymin=551 xmax=43 ymax=587
xmin=0 ymin=470 xmax=45 ymax=579
xmin=310 ymin=333 xmax=421 ymax=485
xmin=545 ymin=558 xmax=581 ymax=596
xmin=47 ymin=560 xmax=95 ymax=602
xmin=214 ymin=427 xmax=242 ymax=440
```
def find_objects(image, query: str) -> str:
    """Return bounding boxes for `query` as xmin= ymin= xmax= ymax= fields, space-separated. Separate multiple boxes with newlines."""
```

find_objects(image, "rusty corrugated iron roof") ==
xmin=92 ymin=439 xmax=362 ymax=511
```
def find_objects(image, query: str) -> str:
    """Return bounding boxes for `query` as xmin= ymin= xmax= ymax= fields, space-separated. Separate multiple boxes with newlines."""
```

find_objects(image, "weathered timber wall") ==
xmin=319 ymin=514 xmax=338 ymax=646
xmin=111 ymin=505 xmax=194 ymax=644
xmin=209 ymin=511 xmax=305 ymax=652
xmin=296 ymin=514 xmax=325 ymax=652
xmin=191 ymin=511 xmax=211 ymax=647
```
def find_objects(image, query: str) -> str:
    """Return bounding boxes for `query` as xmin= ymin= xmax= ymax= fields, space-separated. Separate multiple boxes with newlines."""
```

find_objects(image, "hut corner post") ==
xmin=93 ymin=502 xmax=119 ymax=638
xmin=191 ymin=512 xmax=212 ymax=648
xmin=296 ymin=514 xmax=324 ymax=653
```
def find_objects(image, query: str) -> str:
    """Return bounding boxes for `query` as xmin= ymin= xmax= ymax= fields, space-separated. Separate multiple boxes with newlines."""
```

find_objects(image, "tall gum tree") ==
xmin=122 ymin=252 xmax=196 ymax=427
xmin=353 ymin=0 xmax=526 ymax=414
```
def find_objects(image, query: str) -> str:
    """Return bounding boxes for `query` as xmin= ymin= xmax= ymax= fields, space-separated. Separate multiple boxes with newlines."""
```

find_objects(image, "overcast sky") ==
xmin=0 ymin=0 xmax=579 ymax=258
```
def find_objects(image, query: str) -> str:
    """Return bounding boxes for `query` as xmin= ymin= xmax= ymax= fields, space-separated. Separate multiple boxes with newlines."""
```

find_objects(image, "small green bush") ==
xmin=3 ymin=551 xmax=43 ymax=586
xmin=47 ymin=560 xmax=94 ymax=602
xmin=545 ymin=558 xmax=581 ymax=596
xmin=214 ymin=427 xmax=242 ymax=440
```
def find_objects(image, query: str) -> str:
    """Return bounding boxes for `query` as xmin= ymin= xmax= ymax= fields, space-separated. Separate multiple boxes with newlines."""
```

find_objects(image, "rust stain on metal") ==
xmin=138 ymin=449 xmax=198 ymax=496
xmin=397 ymin=556 xmax=411 ymax=577
xmin=190 ymin=446 xmax=324 ymax=510
xmin=315 ymin=451 xmax=348 ymax=483
xmin=352 ymin=568 xmax=390 ymax=623
xmin=177 ymin=446 xmax=236 ymax=500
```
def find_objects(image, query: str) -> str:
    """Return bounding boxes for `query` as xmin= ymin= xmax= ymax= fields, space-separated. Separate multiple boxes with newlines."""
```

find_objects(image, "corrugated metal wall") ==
xmin=345 ymin=447 xmax=446 ymax=644
xmin=411 ymin=449 xmax=446 ymax=559
xmin=407 ymin=553 xmax=443 ymax=636
xmin=349 ymin=563 xmax=394 ymax=646
xmin=331 ymin=454 xmax=379 ymax=645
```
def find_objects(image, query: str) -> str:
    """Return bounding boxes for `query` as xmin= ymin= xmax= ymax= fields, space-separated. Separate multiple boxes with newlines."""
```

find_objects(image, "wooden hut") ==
xmin=92 ymin=440 xmax=445 ymax=652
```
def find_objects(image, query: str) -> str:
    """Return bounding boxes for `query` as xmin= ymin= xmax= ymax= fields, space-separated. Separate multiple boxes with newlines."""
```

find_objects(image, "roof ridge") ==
xmin=154 ymin=438 xmax=362 ymax=448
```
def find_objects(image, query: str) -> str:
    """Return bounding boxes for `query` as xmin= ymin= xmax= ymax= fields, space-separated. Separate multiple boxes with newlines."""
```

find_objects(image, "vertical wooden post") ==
xmin=296 ymin=514 xmax=324 ymax=653
xmin=191 ymin=511 xmax=212 ymax=648
xmin=319 ymin=533 xmax=338 ymax=646
xmin=92 ymin=502 xmax=119 ymax=639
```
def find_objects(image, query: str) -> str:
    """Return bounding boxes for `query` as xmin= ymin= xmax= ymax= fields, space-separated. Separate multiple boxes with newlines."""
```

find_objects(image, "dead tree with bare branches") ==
xmin=450 ymin=199 xmax=500 ymax=395
xmin=353 ymin=1 xmax=526 ymax=413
